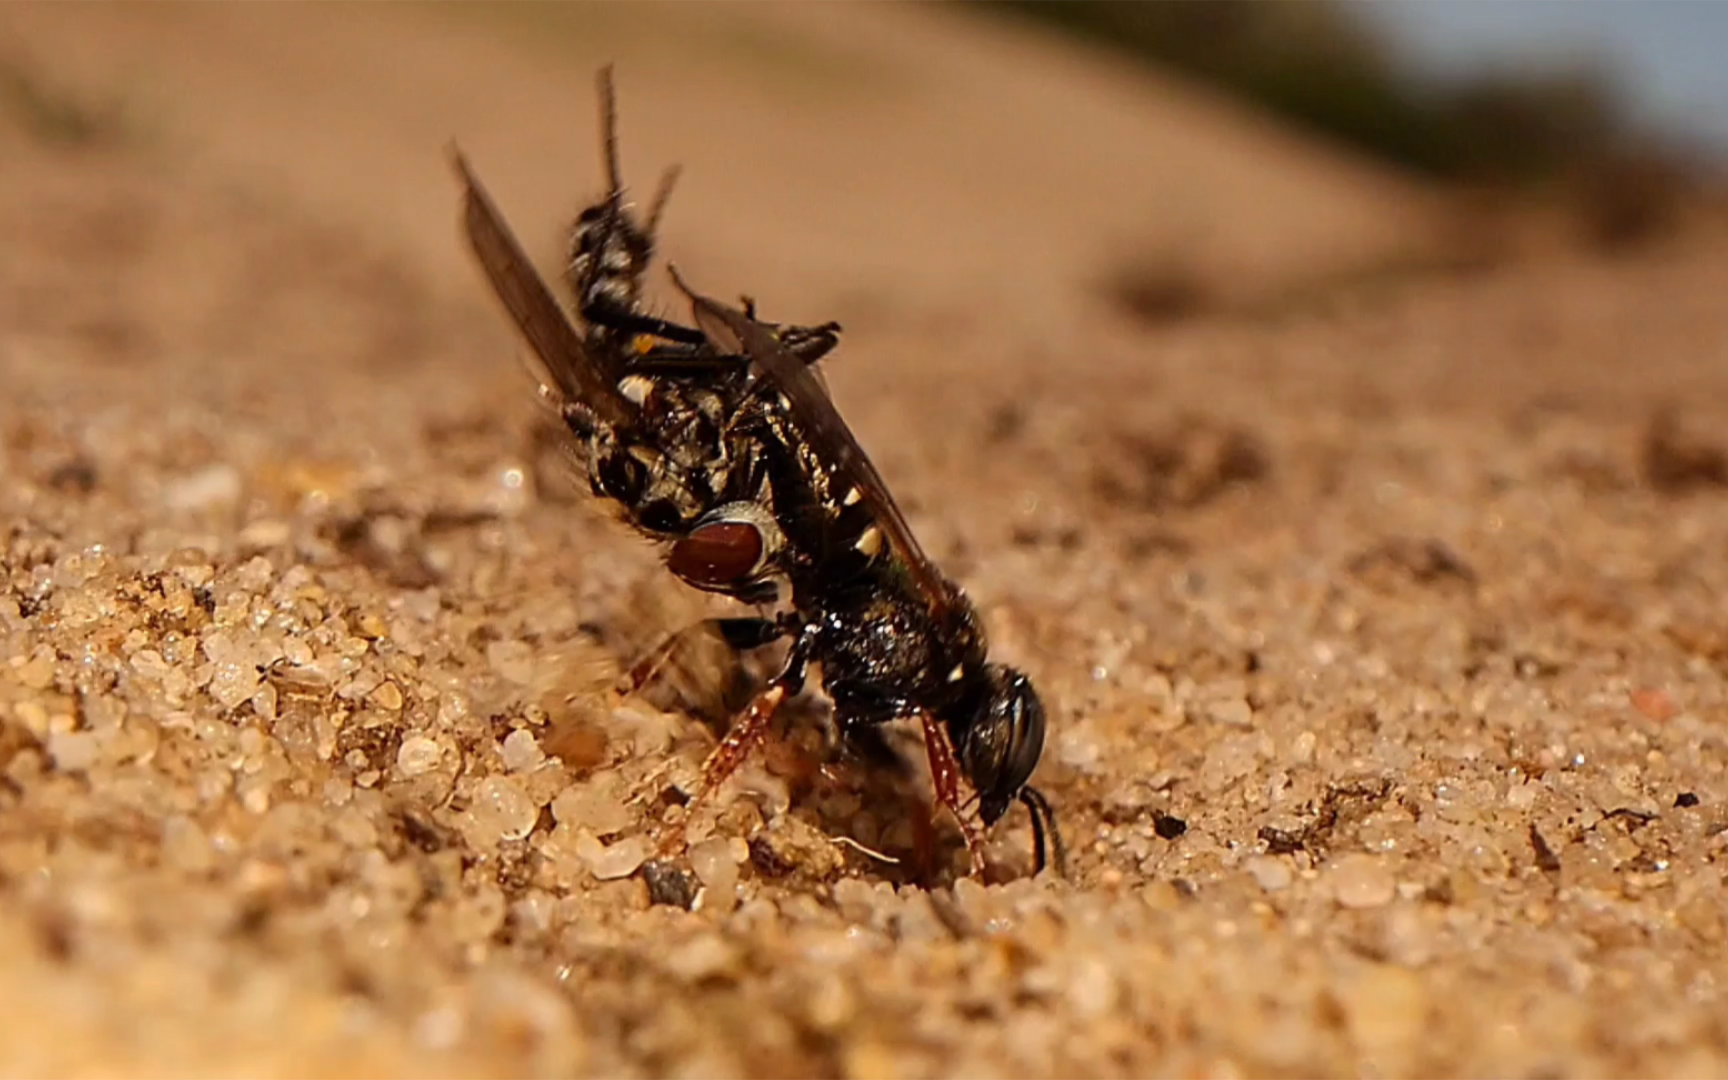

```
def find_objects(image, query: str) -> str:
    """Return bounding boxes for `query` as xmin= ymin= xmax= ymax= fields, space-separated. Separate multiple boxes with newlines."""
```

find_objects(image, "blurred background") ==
xmin=4 ymin=0 xmax=1723 ymax=362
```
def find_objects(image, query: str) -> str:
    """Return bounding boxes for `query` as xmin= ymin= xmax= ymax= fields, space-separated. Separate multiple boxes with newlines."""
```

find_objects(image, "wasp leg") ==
xmin=918 ymin=713 xmax=989 ymax=878
xmin=582 ymin=301 xmax=708 ymax=347
xmin=1019 ymin=786 xmax=1068 ymax=878
xmin=623 ymin=322 xmax=841 ymax=378
xmin=620 ymin=616 xmax=782 ymax=693
xmin=657 ymin=631 xmax=810 ymax=858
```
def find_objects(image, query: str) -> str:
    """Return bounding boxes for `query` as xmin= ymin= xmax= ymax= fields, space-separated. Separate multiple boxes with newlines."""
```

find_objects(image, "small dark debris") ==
xmin=1009 ymin=523 xmax=1083 ymax=551
xmin=983 ymin=401 xmax=1026 ymax=445
xmin=34 ymin=910 xmax=75 ymax=962
xmin=45 ymin=458 xmax=97 ymax=495
xmin=1102 ymin=258 xmax=1216 ymax=329
xmin=1257 ymin=777 xmax=1392 ymax=860
xmin=1601 ymin=807 xmax=1659 ymax=830
xmin=1122 ymin=528 xmax=1192 ymax=562
xmin=1153 ymin=812 xmax=1187 ymax=840
xmin=1529 ymin=824 xmax=1562 ymax=874
xmin=0 ymin=718 xmax=43 ymax=774
xmin=641 ymin=860 xmax=698 ymax=910
xmin=1675 ymin=792 xmax=1700 ymax=809
xmin=420 ymin=507 xmax=500 ymax=535
xmin=1348 ymin=537 xmax=1477 ymax=591
xmin=230 ymin=898 xmax=273 ymax=938
xmin=327 ymin=515 xmax=441 ymax=589
xmin=541 ymin=717 xmax=609 ymax=775
xmin=1643 ymin=407 xmax=1727 ymax=494
xmin=1512 ymin=652 xmax=1563 ymax=680
xmin=1093 ymin=414 xmax=1269 ymax=512
xmin=748 ymin=833 xmax=799 ymax=879
xmin=397 ymin=810 xmax=448 ymax=854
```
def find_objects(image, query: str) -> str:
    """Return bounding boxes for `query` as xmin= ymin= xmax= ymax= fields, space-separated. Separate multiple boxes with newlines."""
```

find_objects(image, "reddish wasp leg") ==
xmin=918 ymin=712 xmax=989 ymax=877
xmin=658 ymin=684 xmax=787 ymax=857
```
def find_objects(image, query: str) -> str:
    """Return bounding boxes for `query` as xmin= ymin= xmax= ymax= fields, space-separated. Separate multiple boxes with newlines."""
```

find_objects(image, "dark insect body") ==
xmin=451 ymin=68 xmax=1064 ymax=877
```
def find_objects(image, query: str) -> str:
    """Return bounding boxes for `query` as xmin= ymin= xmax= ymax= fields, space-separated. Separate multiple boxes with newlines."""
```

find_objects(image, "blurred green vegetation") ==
xmin=985 ymin=0 xmax=1680 ymax=189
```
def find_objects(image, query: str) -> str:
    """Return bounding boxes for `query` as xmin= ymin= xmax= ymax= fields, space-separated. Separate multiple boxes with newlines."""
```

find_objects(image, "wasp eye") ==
xmin=954 ymin=666 xmax=1047 ymax=826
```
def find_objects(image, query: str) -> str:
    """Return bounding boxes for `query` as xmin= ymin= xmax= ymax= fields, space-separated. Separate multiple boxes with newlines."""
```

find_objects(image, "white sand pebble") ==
xmin=209 ymin=662 xmax=262 ymax=711
xmin=469 ymin=775 xmax=538 ymax=842
xmin=500 ymin=728 xmax=544 ymax=773
xmin=164 ymin=464 xmax=241 ymax=512
xmin=550 ymin=778 xmax=632 ymax=836
xmin=1209 ymin=697 xmax=1254 ymax=727
xmin=47 ymin=730 xmax=99 ymax=772
xmin=579 ymin=833 xmax=651 ymax=881
xmin=1330 ymin=853 xmax=1396 ymax=908
xmin=689 ymin=837 xmax=742 ymax=913
xmin=664 ymin=933 xmax=740 ymax=983
xmin=396 ymin=735 xmax=442 ymax=777
xmin=1246 ymin=854 xmax=1293 ymax=892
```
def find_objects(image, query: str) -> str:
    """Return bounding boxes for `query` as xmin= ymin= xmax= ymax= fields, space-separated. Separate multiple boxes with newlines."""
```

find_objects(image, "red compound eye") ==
xmin=668 ymin=521 xmax=764 ymax=586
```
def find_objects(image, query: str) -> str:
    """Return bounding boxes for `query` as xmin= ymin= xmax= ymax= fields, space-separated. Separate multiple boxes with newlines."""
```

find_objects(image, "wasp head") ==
xmin=948 ymin=663 xmax=1046 ymax=826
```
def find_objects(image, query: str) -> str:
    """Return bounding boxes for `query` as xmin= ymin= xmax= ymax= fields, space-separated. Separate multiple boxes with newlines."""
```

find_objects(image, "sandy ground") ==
xmin=4 ymin=4 xmax=1728 ymax=1077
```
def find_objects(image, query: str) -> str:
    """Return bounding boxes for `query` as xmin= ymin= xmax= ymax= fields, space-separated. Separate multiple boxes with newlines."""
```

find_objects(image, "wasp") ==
xmin=451 ymin=69 xmax=1064 ymax=877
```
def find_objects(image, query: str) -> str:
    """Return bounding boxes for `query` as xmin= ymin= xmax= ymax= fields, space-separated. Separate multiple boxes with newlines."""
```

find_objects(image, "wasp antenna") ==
xmin=596 ymin=64 xmax=624 ymax=199
xmin=1019 ymin=786 xmax=1067 ymax=878
xmin=644 ymin=163 xmax=682 ymax=240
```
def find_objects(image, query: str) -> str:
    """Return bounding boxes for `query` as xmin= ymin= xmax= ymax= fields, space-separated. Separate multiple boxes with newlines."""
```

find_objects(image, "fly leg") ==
xmin=657 ymin=629 xmax=810 ymax=858
xmin=918 ymin=713 xmax=989 ymax=878
xmin=620 ymin=617 xmax=782 ymax=694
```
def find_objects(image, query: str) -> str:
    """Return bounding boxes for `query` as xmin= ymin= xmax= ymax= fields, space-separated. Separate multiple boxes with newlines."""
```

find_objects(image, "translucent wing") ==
xmin=667 ymin=266 xmax=955 ymax=615
xmin=452 ymin=147 xmax=635 ymax=430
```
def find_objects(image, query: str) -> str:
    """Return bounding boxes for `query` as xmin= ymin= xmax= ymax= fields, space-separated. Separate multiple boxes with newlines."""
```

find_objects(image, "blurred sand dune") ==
xmin=7 ymin=1 xmax=1437 ymax=326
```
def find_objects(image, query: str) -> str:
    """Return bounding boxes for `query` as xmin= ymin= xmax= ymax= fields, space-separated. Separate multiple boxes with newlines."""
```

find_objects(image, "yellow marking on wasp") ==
xmin=854 ymin=526 xmax=883 ymax=557
xmin=631 ymin=334 xmax=659 ymax=355
xmin=843 ymin=487 xmax=862 ymax=506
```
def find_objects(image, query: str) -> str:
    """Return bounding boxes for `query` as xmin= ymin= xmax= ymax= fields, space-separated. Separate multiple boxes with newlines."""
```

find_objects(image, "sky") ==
xmin=1351 ymin=1 xmax=1728 ymax=159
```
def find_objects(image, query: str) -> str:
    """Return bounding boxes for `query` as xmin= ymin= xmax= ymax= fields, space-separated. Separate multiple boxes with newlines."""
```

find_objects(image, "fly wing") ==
xmin=452 ymin=148 xmax=635 ymax=430
xmin=667 ymin=266 xmax=955 ymax=615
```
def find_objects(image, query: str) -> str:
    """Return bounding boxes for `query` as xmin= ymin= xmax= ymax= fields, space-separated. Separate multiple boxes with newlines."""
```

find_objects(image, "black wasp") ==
xmin=451 ymin=68 xmax=1064 ymax=877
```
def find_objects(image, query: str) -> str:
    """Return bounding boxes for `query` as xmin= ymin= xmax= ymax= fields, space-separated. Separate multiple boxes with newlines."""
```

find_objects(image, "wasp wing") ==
xmin=668 ymin=266 xmax=955 ymax=615
xmin=452 ymin=148 xmax=635 ymax=430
